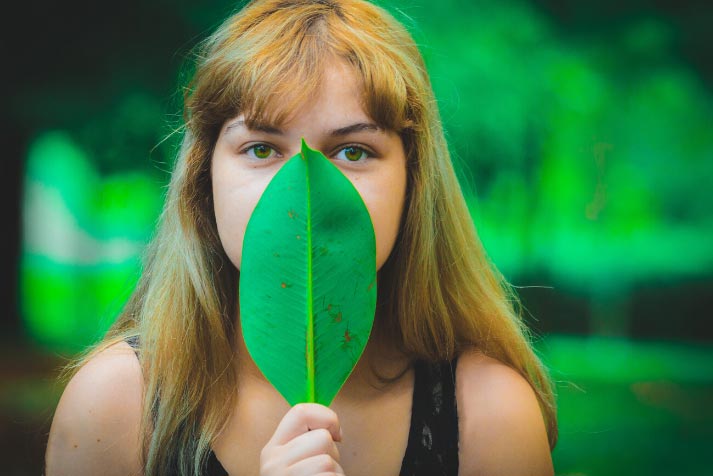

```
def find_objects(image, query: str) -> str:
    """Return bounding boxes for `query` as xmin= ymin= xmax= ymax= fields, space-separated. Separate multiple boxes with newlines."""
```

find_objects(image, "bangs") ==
xmin=189 ymin=0 xmax=417 ymax=136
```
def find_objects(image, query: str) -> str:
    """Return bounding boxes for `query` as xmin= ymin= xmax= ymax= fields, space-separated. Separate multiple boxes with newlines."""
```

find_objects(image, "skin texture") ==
xmin=45 ymin=58 xmax=554 ymax=476
xmin=45 ymin=341 xmax=144 ymax=476
xmin=456 ymin=351 xmax=554 ymax=476
xmin=259 ymin=403 xmax=346 ymax=476
xmin=211 ymin=60 xmax=408 ymax=273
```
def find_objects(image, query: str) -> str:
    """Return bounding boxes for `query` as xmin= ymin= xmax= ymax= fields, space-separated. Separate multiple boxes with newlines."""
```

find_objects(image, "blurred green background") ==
xmin=2 ymin=0 xmax=711 ymax=474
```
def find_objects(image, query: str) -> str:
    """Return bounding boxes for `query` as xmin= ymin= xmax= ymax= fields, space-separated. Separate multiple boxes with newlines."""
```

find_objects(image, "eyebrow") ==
xmin=225 ymin=120 xmax=282 ymax=135
xmin=225 ymin=120 xmax=382 ymax=136
xmin=329 ymin=122 xmax=381 ymax=136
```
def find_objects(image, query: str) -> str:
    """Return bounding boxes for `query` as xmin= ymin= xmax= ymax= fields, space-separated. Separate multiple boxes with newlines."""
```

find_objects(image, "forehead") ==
xmin=199 ymin=7 xmax=414 ymax=137
xmin=241 ymin=58 xmax=369 ymax=130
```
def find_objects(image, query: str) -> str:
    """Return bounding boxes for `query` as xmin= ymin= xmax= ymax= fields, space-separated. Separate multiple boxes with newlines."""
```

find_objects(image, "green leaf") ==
xmin=240 ymin=139 xmax=377 ymax=406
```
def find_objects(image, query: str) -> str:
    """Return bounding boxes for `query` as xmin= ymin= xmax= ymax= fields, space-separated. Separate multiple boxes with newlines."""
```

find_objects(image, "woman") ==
xmin=46 ymin=0 xmax=557 ymax=475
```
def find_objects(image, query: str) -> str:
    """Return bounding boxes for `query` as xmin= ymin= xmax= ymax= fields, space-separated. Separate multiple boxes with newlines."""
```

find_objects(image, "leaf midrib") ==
xmin=303 ymin=144 xmax=315 ymax=402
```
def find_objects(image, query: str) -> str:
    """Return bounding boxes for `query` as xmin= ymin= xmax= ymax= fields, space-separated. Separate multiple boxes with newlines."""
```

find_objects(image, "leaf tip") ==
xmin=300 ymin=137 xmax=310 ymax=160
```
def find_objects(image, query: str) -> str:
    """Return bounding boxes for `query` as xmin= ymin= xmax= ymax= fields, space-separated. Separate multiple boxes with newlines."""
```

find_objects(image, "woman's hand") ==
xmin=260 ymin=403 xmax=345 ymax=476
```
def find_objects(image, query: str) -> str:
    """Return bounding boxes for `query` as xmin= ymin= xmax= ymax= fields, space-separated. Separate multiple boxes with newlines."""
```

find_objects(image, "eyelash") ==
xmin=240 ymin=143 xmax=281 ymax=161
xmin=239 ymin=143 xmax=374 ymax=163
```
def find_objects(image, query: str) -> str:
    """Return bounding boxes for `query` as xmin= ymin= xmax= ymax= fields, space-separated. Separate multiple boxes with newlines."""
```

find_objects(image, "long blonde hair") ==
xmin=77 ymin=0 xmax=557 ymax=473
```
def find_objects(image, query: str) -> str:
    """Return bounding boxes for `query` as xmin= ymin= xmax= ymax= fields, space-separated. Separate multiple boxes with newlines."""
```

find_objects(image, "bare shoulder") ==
xmin=45 ymin=341 xmax=144 ymax=476
xmin=455 ymin=349 xmax=553 ymax=476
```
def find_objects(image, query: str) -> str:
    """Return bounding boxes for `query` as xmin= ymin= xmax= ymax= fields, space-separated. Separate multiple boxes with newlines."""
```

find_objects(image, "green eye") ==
xmin=338 ymin=146 xmax=367 ymax=162
xmin=250 ymin=144 xmax=275 ymax=159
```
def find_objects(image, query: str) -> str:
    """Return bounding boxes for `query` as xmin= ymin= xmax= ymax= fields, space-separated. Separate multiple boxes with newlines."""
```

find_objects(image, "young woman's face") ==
xmin=211 ymin=60 xmax=408 ymax=272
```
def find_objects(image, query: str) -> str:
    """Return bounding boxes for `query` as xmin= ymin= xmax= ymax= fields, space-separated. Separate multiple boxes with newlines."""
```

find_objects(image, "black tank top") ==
xmin=126 ymin=337 xmax=459 ymax=475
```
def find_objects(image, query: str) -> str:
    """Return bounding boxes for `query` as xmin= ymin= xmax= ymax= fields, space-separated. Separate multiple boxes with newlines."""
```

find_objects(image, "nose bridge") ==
xmin=282 ymin=127 xmax=330 ymax=157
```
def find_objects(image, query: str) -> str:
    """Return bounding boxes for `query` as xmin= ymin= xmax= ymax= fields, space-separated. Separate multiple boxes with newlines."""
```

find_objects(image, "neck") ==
xmin=234 ymin=315 xmax=411 ymax=402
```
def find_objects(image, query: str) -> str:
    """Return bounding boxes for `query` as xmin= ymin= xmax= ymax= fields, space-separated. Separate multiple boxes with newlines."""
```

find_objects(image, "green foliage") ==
xmin=387 ymin=0 xmax=713 ymax=288
xmin=240 ymin=141 xmax=377 ymax=405
xmin=541 ymin=335 xmax=713 ymax=475
xmin=21 ymin=132 xmax=163 ymax=351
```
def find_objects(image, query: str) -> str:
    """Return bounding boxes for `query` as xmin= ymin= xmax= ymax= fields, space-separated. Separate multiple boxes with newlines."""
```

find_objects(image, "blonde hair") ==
xmin=75 ymin=0 xmax=557 ymax=473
